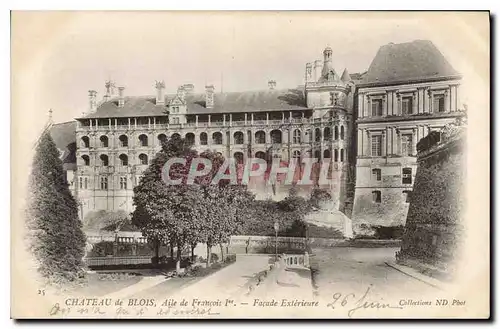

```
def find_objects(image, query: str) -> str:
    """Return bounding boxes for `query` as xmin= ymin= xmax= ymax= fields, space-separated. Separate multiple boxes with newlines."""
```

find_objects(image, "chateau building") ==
xmin=69 ymin=46 xmax=356 ymax=217
xmin=50 ymin=40 xmax=464 ymax=236
xmin=351 ymin=40 xmax=464 ymax=234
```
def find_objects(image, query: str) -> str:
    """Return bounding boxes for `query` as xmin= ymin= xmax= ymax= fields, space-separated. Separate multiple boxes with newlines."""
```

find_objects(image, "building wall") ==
xmin=74 ymin=107 xmax=355 ymax=219
xmin=352 ymin=78 xmax=464 ymax=235
xmin=396 ymin=127 xmax=466 ymax=279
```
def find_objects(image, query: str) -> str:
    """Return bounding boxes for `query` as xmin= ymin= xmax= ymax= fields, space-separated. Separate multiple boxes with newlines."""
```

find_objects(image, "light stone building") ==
xmin=69 ymin=46 xmax=356 ymax=218
xmin=49 ymin=40 xmax=465 ymax=237
xmin=351 ymin=40 xmax=464 ymax=235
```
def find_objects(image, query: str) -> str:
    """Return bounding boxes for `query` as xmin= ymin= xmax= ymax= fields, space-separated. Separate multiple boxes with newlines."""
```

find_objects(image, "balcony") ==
xmin=97 ymin=166 xmax=114 ymax=174
xmin=116 ymin=166 xmax=131 ymax=174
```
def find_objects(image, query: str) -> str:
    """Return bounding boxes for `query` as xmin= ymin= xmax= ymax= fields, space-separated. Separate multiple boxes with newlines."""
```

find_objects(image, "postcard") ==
xmin=11 ymin=11 xmax=490 ymax=319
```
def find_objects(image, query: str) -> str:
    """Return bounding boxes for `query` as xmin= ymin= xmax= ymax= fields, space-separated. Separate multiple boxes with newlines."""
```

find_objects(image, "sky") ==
xmin=13 ymin=11 xmax=488 ymax=124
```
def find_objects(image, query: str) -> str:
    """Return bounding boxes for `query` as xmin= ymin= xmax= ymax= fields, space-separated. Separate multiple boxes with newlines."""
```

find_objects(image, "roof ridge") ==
xmin=51 ymin=121 xmax=76 ymax=126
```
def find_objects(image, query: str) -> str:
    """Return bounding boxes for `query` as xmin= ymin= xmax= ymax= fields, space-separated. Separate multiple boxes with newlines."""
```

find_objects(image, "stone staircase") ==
xmin=305 ymin=208 xmax=353 ymax=239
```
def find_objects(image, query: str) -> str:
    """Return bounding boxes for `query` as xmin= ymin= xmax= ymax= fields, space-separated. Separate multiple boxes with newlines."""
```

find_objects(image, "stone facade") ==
xmin=351 ymin=40 xmax=465 ymax=236
xmin=71 ymin=47 xmax=356 ymax=219
xmin=396 ymin=121 xmax=466 ymax=279
xmin=48 ymin=40 xmax=466 ymax=238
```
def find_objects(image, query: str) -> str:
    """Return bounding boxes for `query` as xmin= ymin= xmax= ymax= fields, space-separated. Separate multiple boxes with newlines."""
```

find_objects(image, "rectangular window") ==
xmin=403 ymin=190 xmax=412 ymax=203
xmin=372 ymin=191 xmax=381 ymax=203
xmin=402 ymin=96 xmax=413 ymax=115
xmin=371 ymin=99 xmax=383 ymax=117
xmin=433 ymin=94 xmax=445 ymax=113
xmin=100 ymin=177 xmax=108 ymax=190
xmin=402 ymin=168 xmax=412 ymax=184
xmin=84 ymin=177 xmax=88 ymax=189
xmin=172 ymin=117 xmax=180 ymax=124
xmin=120 ymin=177 xmax=127 ymax=190
xmin=372 ymin=168 xmax=381 ymax=181
xmin=401 ymin=134 xmax=413 ymax=156
xmin=371 ymin=135 xmax=382 ymax=157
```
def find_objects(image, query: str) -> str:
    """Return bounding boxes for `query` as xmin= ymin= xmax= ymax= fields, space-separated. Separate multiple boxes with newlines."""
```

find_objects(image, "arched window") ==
xmin=340 ymin=126 xmax=345 ymax=140
xmin=212 ymin=132 xmax=223 ymax=145
xmin=139 ymin=153 xmax=148 ymax=165
xmin=293 ymin=129 xmax=302 ymax=144
xmin=270 ymin=130 xmax=282 ymax=144
xmin=81 ymin=136 xmax=90 ymax=148
xmin=334 ymin=126 xmax=339 ymax=140
xmin=314 ymin=150 xmax=321 ymax=160
xmin=324 ymin=127 xmax=332 ymax=141
xmin=100 ymin=135 xmax=108 ymax=148
xmin=185 ymin=133 xmax=195 ymax=145
xmin=200 ymin=132 xmax=208 ymax=145
xmin=234 ymin=152 xmax=244 ymax=164
xmin=233 ymin=131 xmax=244 ymax=144
xmin=340 ymin=149 xmax=344 ymax=162
xmin=255 ymin=151 xmax=266 ymax=160
xmin=324 ymin=149 xmax=331 ymax=159
xmin=119 ymin=135 xmax=128 ymax=147
xmin=334 ymin=149 xmax=338 ymax=162
xmin=139 ymin=134 xmax=148 ymax=147
xmin=81 ymin=155 xmax=90 ymax=166
xmin=315 ymin=128 xmax=321 ymax=142
xmin=292 ymin=150 xmax=301 ymax=158
xmin=119 ymin=154 xmax=128 ymax=166
xmin=158 ymin=134 xmax=167 ymax=144
xmin=100 ymin=154 xmax=109 ymax=166
xmin=255 ymin=131 xmax=266 ymax=144
xmin=171 ymin=133 xmax=181 ymax=139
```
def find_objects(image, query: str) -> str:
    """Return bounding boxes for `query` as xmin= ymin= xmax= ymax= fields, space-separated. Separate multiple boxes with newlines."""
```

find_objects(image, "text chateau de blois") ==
xmin=50 ymin=40 xmax=464 ymax=236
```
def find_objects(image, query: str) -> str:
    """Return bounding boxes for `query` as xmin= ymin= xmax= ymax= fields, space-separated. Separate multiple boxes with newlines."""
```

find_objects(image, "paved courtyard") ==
xmin=309 ymin=247 xmax=441 ymax=318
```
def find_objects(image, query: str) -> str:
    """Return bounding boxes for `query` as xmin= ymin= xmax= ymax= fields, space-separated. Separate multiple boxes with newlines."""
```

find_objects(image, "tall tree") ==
xmin=132 ymin=135 xmax=203 ymax=271
xmin=26 ymin=131 xmax=86 ymax=284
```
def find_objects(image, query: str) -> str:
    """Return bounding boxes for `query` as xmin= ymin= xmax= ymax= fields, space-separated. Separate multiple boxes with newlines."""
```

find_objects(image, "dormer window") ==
xmin=171 ymin=106 xmax=179 ymax=114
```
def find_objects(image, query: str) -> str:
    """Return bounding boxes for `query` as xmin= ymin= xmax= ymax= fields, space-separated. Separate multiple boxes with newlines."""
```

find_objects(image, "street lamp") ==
xmin=274 ymin=221 xmax=279 ymax=262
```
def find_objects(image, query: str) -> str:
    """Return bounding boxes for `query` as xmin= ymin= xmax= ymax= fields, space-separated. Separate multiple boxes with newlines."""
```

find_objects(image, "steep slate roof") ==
xmin=340 ymin=68 xmax=351 ymax=82
xmin=82 ymin=96 xmax=168 ymax=119
xmin=49 ymin=121 xmax=77 ymax=165
xmin=80 ymin=88 xmax=307 ymax=119
xmin=361 ymin=40 xmax=460 ymax=86
xmin=185 ymin=89 xmax=307 ymax=114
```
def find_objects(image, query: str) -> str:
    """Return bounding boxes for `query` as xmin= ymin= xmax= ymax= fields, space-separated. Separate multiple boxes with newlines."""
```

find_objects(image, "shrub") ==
xmin=26 ymin=131 xmax=86 ymax=283
xmin=225 ymin=254 xmax=236 ymax=263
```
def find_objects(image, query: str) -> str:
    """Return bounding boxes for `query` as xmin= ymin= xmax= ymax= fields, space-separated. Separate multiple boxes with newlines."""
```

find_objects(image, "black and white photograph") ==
xmin=10 ymin=11 xmax=489 ymax=319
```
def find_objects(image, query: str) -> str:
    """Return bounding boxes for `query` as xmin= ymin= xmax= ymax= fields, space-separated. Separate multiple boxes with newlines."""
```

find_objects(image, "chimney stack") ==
xmin=88 ymin=90 xmax=97 ymax=112
xmin=103 ymin=80 xmax=115 ymax=102
xmin=177 ymin=86 xmax=186 ymax=102
xmin=205 ymin=85 xmax=215 ymax=108
xmin=268 ymin=80 xmax=277 ymax=90
xmin=155 ymin=80 xmax=165 ymax=105
xmin=305 ymin=62 xmax=313 ymax=83
xmin=118 ymin=87 xmax=125 ymax=107
xmin=314 ymin=60 xmax=322 ymax=82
